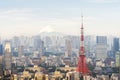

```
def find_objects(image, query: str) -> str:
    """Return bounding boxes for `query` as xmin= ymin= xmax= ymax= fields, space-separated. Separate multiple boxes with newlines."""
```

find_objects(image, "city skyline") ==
xmin=0 ymin=0 xmax=120 ymax=38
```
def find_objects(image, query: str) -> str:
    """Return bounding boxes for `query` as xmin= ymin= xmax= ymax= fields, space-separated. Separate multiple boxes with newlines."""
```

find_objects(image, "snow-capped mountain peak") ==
xmin=40 ymin=26 xmax=55 ymax=33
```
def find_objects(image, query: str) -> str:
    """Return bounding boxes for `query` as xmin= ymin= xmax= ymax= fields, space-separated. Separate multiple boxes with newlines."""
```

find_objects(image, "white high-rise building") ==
xmin=4 ymin=41 xmax=12 ymax=71
xmin=96 ymin=36 xmax=107 ymax=60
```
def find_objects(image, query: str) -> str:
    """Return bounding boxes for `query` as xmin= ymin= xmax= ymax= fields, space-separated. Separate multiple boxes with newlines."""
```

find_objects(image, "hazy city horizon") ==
xmin=1 ymin=26 xmax=120 ymax=39
xmin=0 ymin=0 xmax=120 ymax=39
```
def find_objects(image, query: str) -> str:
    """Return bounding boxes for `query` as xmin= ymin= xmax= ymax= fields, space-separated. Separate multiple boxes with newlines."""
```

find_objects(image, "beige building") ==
xmin=34 ymin=72 xmax=49 ymax=80
xmin=59 ymin=65 xmax=76 ymax=72
xmin=4 ymin=41 xmax=12 ymax=73
xmin=26 ymin=65 xmax=42 ymax=72
xmin=51 ymin=71 xmax=63 ymax=80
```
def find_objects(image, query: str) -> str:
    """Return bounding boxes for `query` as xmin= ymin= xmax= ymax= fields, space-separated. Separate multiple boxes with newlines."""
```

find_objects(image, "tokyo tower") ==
xmin=77 ymin=15 xmax=90 ymax=76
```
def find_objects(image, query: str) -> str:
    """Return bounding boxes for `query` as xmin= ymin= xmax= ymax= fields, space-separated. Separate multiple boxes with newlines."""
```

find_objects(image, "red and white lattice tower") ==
xmin=77 ymin=15 xmax=90 ymax=75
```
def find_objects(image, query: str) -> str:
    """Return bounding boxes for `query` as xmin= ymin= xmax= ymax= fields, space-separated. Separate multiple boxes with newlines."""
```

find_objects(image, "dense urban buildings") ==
xmin=0 ymin=30 xmax=120 ymax=79
xmin=0 ymin=0 xmax=120 ymax=79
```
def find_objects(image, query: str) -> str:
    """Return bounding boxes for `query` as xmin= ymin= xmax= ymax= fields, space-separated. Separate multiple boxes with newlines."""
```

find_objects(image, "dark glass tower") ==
xmin=0 ymin=44 xmax=3 ymax=76
xmin=113 ymin=38 xmax=119 ymax=53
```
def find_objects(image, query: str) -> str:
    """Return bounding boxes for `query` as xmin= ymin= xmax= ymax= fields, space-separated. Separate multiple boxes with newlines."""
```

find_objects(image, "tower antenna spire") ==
xmin=81 ymin=14 xmax=83 ymax=27
xmin=80 ymin=14 xmax=84 ymax=55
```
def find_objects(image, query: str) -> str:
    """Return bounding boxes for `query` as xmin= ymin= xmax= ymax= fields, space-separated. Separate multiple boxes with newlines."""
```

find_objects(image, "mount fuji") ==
xmin=39 ymin=26 xmax=65 ymax=37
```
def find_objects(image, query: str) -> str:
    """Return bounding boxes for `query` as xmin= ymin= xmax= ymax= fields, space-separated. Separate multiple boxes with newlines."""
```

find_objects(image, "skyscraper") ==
xmin=34 ymin=36 xmax=44 ymax=56
xmin=96 ymin=36 xmax=107 ymax=44
xmin=4 ymin=41 xmax=12 ymax=73
xmin=65 ymin=39 xmax=72 ymax=57
xmin=0 ymin=44 xmax=3 ymax=56
xmin=44 ymin=36 xmax=52 ymax=47
xmin=12 ymin=36 xmax=20 ymax=48
xmin=96 ymin=36 xmax=107 ymax=60
xmin=18 ymin=45 xmax=24 ymax=58
xmin=84 ymin=35 xmax=96 ymax=57
xmin=113 ymin=38 xmax=119 ymax=53
xmin=0 ymin=44 xmax=3 ymax=76
xmin=34 ymin=36 xmax=41 ymax=50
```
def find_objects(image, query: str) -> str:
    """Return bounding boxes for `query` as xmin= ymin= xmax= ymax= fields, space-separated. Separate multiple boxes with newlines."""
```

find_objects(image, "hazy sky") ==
xmin=0 ymin=0 xmax=120 ymax=38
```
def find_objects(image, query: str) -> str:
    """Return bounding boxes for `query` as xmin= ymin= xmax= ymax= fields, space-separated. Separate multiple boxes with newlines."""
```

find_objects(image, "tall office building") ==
xmin=34 ymin=36 xmax=41 ymax=50
xmin=113 ymin=38 xmax=119 ymax=53
xmin=0 ymin=56 xmax=3 ymax=76
xmin=0 ymin=44 xmax=3 ymax=76
xmin=18 ymin=45 xmax=24 ymax=57
xmin=34 ymin=36 xmax=44 ymax=56
xmin=71 ymin=36 xmax=80 ymax=49
xmin=96 ymin=36 xmax=107 ymax=44
xmin=12 ymin=36 xmax=20 ymax=48
xmin=44 ymin=36 xmax=52 ymax=47
xmin=0 ymin=44 xmax=3 ymax=56
xmin=96 ymin=36 xmax=107 ymax=60
xmin=116 ymin=51 xmax=120 ymax=67
xmin=85 ymin=35 xmax=96 ymax=56
xmin=65 ymin=39 xmax=72 ymax=57
xmin=4 ymin=41 xmax=12 ymax=73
